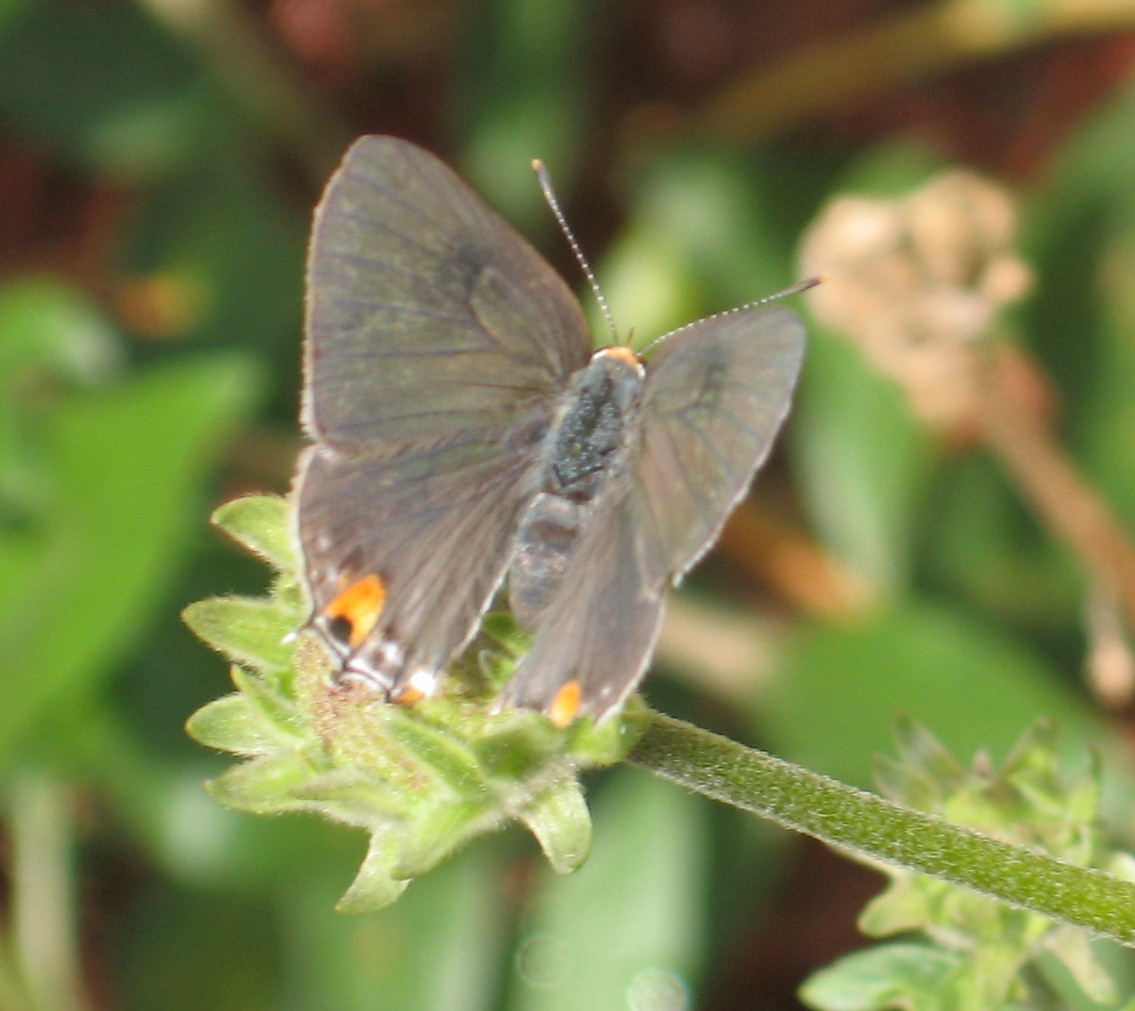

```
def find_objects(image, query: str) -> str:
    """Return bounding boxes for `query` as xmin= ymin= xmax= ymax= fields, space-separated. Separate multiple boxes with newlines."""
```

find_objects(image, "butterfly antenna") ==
xmin=637 ymin=275 xmax=823 ymax=356
xmin=533 ymin=159 xmax=619 ymax=345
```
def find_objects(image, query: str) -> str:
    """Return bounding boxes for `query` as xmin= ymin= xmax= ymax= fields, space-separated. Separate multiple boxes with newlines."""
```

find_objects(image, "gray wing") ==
xmin=296 ymin=429 xmax=540 ymax=691
xmin=634 ymin=305 xmax=805 ymax=581
xmin=499 ymin=488 xmax=666 ymax=722
xmin=303 ymin=135 xmax=592 ymax=446
xmin=500 ymin=305 xmax=805 ymax=722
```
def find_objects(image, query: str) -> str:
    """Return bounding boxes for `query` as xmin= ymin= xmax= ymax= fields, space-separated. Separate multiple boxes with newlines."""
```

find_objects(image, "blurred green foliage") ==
xmin=2 ymin=0 xmax=1135 ymax=1007
xmin=801 ymin=719 xmax=1134 ymax=1011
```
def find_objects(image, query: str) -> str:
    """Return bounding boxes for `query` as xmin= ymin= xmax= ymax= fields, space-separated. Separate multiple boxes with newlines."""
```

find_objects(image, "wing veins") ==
xmin=673 ymin=401 xmax=763 ymax=440
xmin=329 ymin=204 xmax=471 ymax=270
xmin=667 ymin=411 xmax=747 ymax=486
xmin=346 ymin=168 xmax=475 ymax=255
xmin=328 ymin=298 xmax=469 ymax=323
xmin=315 ymin=262 xmax=552 ymax=373
xmin=657 ymin=421 xmax=717 ymax=532
xmin=317 ymin=347 xmax=488 ymax=363
xmin=319 ymin=249 xmax=433 ymax=286
xmin=330 ymin=407 xmax=502 ymax=430
xmin=428 ymin=378 xmax=547 ymax=395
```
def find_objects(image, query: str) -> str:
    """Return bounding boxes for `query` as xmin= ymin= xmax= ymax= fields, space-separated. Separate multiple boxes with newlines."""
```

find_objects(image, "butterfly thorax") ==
xmin=509 ymin=347 xmax=645 ymax=629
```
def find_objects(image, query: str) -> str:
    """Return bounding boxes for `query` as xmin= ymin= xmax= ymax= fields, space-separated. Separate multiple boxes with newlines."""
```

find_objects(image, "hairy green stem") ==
xmin=629 ymin=712 xmax=1135 ymax=946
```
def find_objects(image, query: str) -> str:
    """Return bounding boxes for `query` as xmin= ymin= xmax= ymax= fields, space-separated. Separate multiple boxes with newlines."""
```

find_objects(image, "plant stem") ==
xmin=978 ymin=365 xmax=1135 ymax=633
xmin=629 ymin=711 xmax=1135 ymax=947
xmin=10 ymin=772 xmax=90 ymax=1011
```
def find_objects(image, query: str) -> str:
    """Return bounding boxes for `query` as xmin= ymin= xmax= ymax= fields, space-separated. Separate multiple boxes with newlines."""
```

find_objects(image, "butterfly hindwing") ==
xmin=297 ymin=434 xmax=541 ymax=694
xmin=499 ymin=486 xmax=666 ymax=722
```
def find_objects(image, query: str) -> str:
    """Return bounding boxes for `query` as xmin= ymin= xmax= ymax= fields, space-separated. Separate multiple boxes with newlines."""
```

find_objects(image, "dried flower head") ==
xmin=799 ymin=170 xmax=1033 ymax=430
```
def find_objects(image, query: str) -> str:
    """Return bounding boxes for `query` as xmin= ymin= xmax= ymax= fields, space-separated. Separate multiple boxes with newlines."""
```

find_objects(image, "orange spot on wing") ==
xmin=325 ymin=574 xmax=385 ymax=647
xmin=548 ymin=679 xmax=582 ymax=729
xmin=391 ymin=684 xmax=424 ymax=706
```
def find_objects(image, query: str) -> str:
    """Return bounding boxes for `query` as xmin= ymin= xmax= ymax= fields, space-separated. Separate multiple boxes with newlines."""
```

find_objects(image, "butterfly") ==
xmin=295 ymin=136 xmax=806 ymax=726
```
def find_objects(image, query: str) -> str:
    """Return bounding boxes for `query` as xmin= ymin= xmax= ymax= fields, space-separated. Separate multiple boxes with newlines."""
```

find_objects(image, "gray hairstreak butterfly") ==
xmin=295 ymin=136 xmax=806 ymax=727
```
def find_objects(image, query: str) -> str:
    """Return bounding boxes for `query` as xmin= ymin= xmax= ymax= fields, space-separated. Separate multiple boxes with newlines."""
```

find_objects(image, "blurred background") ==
xmin=5 ymin=0 xmax=1135 ymax=1007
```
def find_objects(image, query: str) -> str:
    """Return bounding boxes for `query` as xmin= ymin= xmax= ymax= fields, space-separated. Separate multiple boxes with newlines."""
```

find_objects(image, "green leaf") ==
xmin=892 ymin=715 xmax=968 ymax=793
xmin=1043 ymin=927 xmax=1119 ymax=1006
xmin=211 ymin=495 xmax=299 ymax=574
xmin=0 ymin=0 xmax=29 ymax=36
xmin=385 ymin=714 xmax=491 ymax=799
xmin=459 ymin=0 xmax=588 ymax=232
xmin=791 ymin=330 xmax=934 ymax=595
xmin=598 ymin=221 xmax=700 ymax=350
xmin=185 ymin=693 xmax=291 ymax=757
xmin=206 ymin=754 xmax=322 ymax=815
xmin=519 ymin=774 xmax=592 ymax=874
xmin=182 ymin=596 xmax=299 ymax=673
xmin=763 ymin=599 xmax=1102 ymax=788
xmin=288 ymin=770 xmax=417 ymax=831
xmin=800 ymin=943 xmax=961 ymax=1011
xmin=510 ymin=770 xmax=706 ymax=1011
xmin=0 ymin=275 xmax=121 ymax=382
xmin=871 ymin=755 xmax=942 ymax=814
xmin=0 ymin=354 xmax=257 ymax=765
xmin=0 ymin=3 xmax=203 ymax=174
xmin=921 ymin=454 xmax=1082 ymax=625
xmin=333 ymin=833 xmax=409 ymax=913
xmin=858 ymin=877 xmax=933 ymax=938
xmin=0 ymin=277 xmax=123 ymax=559
xmin=388 ymin=802 xmax=496 ymax=880
xmin=229 ymin=666 xmax=303 ymax=736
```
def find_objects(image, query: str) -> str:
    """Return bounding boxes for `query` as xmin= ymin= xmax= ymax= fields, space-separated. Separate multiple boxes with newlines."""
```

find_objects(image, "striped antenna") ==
xmin=637 ymin=276 xmax=823 ymax=356
xmin=532 ymin=159 xmax=619 ymax=346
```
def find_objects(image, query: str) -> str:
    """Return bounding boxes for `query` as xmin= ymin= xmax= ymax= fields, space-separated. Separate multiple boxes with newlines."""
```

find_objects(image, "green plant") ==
xmin=186 ymin=495 xmax=1135 ymax=965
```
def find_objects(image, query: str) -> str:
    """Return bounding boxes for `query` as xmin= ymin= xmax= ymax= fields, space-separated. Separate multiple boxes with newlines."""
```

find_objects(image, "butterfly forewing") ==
xmin=303 ymin=136 xmax=592 ymax=446
xmin=633 ymin=306 xmax=805 ymax=580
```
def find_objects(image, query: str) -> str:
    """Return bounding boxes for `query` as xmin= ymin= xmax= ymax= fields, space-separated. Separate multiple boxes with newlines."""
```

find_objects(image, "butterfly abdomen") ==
xmin=509 ymin=348 xmax=645 ymax=628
